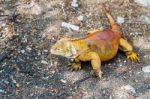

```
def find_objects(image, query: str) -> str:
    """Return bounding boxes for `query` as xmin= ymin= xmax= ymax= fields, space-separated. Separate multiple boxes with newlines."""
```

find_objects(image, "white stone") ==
xmin=26 ymin=46 xmax=32 ymax=51
xmin=21 ymin=50 xmax=25 ymax=53
xmin=142 ymin=66 xmax=150 ymax=73
xmin=0 ymin=89 xmax=5 ymax=93
xmin=71 ymin=0 xmax=78 ymax=8
xmin=31 ymin=4 xmax=42 ymax=15
xmin=77 ymin=15 xmax=84 ymax=21
xmin=60 ymin=79 xmax=67 ymax=83
xmin=121 ymin=85 xmax=136 ymax=94
xmin=117 ymin=16 xmax=125 ymax=24
xmin=41 ymin=60 xmax=48 ymax=64
xmin=61 ymin=22 xmax=79 ymax=31
xmin=133 ymin=38 xmax=150 ymax=50
xmin=140 ymin=15 xmax=150 ymax=23
xmin=51 ymin=71 xmax=55 ymax=74
xmin=44 ymin=50 xmax=48 ymax=52
xmin=135 ymin=0 xmax=150 ymax=6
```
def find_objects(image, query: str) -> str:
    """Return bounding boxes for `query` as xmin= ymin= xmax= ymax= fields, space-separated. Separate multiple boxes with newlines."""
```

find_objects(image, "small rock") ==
xmin=117 ymin=16 xmax=125 ymax=24
xmin=61 ymin=22 xmax=79 ymax=31
xmin=43 ymin=11 xmax=52 ymax=18
xmin=21 ymin=50 xmax=25 ymax=53
xmin=1 ymin=23 xmax=6 ymax=27
xmin=51 ymin=71 xmax=55 ymax=74
xmin=133 ymin=38 xmax=150 ymax=51
xmin=26 ymin=46 xmax=32 ymax=51
xmin=31 ymin=3 xmax=43 ymax=15
xmin=54 ymin=61 xmax=58 ymax=66
xmin=121 ymin=85 xmax=136 ymax=94
xmin=71 ymin=0 xmax=79 ymax=8
xmin=144 ymin=55 xmax=150 ymax=62
xmin=3 ymin=80 xmax=9 ymax=85
xmin=136 ymin=90 xmax=150 ymax=99
xmin=41 ymin=60 xmax=48 ymax=64
xmin=16 ymin=83 xmax=20 ymax=88
xmin=113 ymin=88 xmax=135 ymax=99
xmin=60 ymin=79 xmax=67 ymax=83
xmin=44 ymin=50 xmax=48 ymax=52
xmin=139 ymin=15 xmax=150 ymax=23
xmin=38 ymin=52 xmax=41 ymax=55
xmin=135 ymin=0 xmax=150 ymax=6
xmin=0 ymin=89 xmax=5 ymax=93
xmin=5 ymin=0 xmax=11 ymax=2
xmin=77 ymin=15 xmax=84 ymax=21
xmin=142 ymin=66 xmax=150 ymax=73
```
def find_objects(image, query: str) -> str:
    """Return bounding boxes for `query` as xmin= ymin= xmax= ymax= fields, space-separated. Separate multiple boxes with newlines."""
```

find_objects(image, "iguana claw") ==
xmin=98 ymin=71 xmax=103 ymax=79
xmin=67 ymin=63 xmax=81 ymax=71
xmin=127 ymin=52 xmax=139 ymax=62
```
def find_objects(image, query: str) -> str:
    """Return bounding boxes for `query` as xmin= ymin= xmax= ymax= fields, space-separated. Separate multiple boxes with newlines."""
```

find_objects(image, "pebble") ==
xmin=51 ymin=71 xmax=55 ymax=74
xmin=71 ymin=0 xmax=79 ymax=8
xmin=60 ymin=79 xmax=67 ymax=83
xmin=121 ymin=85 xmax=136 ymax=94
xmin=41 ymin=60 xmax=48 ymax=64
xmin=31 ymin=3 xmax=42 ymax=15
xmin=61 ymin=22 xmax=79 ymax=31
xmin=139 ymin=15 xmax=150 ymax=23
xmin=142 ymin=66 xmax=150 ymax=73
xmin=38 ymin=52 xmax=41 ymax=55
xmin=26 ymin=46 xmax=32 ymax=51
xmin=0 ymin=89 xmax=5 ymax=93
xmin=44 ymin=50 xmax=48 ymax=52
xmin=144 ymin=55 xmax=150 ymax=61
xmin=117 ymin=16 xmax=125 ymax=24
xmin=21 ymin=50 xmax=25 ymax=53
xmin=133 ymin=38 xmax=150 ymax=50
xmin=54 ymin=61 xmax=58 ymax=66
xmin=135 ymin=0 xmax=150 ymax=6
xmin=3 ymin=80 xmax=9 ymax=84
xmin=77 ymin=15 xmax=84 ymax=21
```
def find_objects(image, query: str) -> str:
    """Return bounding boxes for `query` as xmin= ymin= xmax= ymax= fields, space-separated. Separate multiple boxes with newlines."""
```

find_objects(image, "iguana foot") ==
xmin=94 ymin=69 xmax=103 ymax=79
xmin=97 ymin=71 xmax=103 ymax=79
xmin=68 ymin=63 xmax=81 ymax=71
xmin=126 ymin=51 xmax=139 ymax=62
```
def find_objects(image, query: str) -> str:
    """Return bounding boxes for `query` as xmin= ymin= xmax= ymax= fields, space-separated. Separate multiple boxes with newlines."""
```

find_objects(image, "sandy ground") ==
xmin=0 ymin=0 xmax=150 ymax=98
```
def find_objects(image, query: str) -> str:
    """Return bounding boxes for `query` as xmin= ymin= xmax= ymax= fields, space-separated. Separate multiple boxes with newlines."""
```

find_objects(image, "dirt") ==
xmin=0 ymin=0 xmax=150 ymax=99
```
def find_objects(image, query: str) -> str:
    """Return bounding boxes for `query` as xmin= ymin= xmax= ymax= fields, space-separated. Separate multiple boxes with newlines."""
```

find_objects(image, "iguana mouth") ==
xmin=50 ymin=49 xmax=55 ymax=54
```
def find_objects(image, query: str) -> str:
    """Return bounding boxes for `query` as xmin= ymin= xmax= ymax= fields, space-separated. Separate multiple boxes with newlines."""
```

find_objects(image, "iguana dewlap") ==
xmin=51 ymin=3 xmax=139 ymax=79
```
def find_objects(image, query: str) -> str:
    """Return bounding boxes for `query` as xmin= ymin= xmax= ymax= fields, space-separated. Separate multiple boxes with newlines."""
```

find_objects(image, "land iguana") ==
xmin=50 ymin=2 xmax=139 ymax=79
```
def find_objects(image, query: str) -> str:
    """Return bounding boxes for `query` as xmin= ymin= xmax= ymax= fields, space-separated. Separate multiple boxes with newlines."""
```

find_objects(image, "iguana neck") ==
xmin=69 ymin=39 xmax=89 ymax=55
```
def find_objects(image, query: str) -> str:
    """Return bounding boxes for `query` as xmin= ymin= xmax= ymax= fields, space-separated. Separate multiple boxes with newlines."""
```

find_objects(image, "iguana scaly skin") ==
xmin=51 ymin=2 xmax=139 ymax=79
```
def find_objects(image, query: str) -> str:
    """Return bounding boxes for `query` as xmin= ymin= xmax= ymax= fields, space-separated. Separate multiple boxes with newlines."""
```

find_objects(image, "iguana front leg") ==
xmin=119 ymin=38 xmax=139 ymax=62
xmin=78 ymin=52 xmax=102 ymax=79
xmin=68 ymin=59 xmax=81 ymax=71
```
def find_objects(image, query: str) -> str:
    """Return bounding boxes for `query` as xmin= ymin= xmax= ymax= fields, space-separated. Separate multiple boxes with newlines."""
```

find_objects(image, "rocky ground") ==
xmin=0 ymin=0 xmax=150 ymax=99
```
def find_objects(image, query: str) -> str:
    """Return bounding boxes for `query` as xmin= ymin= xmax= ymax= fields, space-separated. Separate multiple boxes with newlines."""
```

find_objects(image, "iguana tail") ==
xmin=100 ymin=0 xmax=120 ymax=31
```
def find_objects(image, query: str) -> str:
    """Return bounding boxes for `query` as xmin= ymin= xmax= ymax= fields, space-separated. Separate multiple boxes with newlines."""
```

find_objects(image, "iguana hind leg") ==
xmin=119 ymin=38 xmax=139 ymax=62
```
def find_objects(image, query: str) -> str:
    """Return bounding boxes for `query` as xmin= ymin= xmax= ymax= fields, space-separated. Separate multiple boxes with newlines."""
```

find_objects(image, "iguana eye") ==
xmin=56 ymin=48 xmax=62 ymax=51
xmin=57 ymin=48 xmax=60 ymax=50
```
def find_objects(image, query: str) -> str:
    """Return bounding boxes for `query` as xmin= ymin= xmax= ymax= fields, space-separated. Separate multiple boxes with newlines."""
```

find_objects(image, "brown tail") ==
xmin=100 ymin=1 xmax=120 ymax=31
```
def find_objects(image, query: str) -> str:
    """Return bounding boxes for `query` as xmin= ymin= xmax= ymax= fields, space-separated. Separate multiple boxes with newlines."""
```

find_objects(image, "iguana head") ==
xmin=50 ymin=38 xmax=77 ymax=58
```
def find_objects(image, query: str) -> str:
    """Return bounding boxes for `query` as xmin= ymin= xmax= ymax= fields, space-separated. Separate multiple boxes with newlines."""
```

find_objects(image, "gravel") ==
xmin=0 ymin=0 xmax=150 ymax=98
